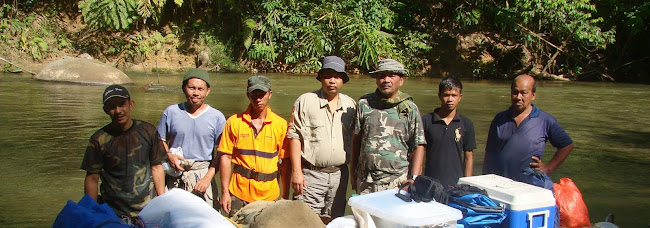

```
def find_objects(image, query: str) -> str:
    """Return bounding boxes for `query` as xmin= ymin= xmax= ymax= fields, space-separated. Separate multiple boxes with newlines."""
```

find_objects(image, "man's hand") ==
xmin=194 ymin=176 xmax=210 ymax=194
xmin=400 ymin=178 xmax=415 ymax=192
xmin=530 ymin=156 xmax=549 ymax=174
xmin=291 ymin=170 xmax=306 ymax=195
xmin=168 ymin=153 xmax=186 ymax=171
xmin=220 ymin=192 xmax=232 ymax=214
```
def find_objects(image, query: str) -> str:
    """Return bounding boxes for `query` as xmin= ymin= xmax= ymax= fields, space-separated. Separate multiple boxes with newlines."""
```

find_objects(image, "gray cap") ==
xmin=369 ymin=59 xmax=409 ymax=77
xmin=247 ymin=75 xmax=272 ymax=93
xmin=318 ymin=56 xmax=349 ymax=83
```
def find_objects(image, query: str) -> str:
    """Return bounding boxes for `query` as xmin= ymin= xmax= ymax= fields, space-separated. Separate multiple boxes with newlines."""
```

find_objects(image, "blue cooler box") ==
xmin=458 ymin=174 xmax=556 ymax=228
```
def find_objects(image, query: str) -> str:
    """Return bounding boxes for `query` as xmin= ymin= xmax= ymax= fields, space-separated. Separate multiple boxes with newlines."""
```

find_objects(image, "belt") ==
xmin=233 ymin=164 xmax=277 ymax=182
xmin=302 ymin=160 xmax=343 ymax=173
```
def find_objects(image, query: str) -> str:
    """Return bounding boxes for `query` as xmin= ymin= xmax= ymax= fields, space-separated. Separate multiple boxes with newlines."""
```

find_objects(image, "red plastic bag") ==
xmin=554 ymin=178 xmax=591 ymax=227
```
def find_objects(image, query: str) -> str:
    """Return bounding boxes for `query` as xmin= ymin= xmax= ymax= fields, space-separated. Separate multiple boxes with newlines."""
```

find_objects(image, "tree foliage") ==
xmin=78 ymin=0 xmax=180 ymax=30
xmin=1 ymin=0 xmax=647 ymax=81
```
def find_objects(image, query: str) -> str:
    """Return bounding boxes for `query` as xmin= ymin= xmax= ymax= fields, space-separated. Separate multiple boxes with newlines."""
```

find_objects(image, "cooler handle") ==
xmin=527 ymin=210 xmax=550 ymax=228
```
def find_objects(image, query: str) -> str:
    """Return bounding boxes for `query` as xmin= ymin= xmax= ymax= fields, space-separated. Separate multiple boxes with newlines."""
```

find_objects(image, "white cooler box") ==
xmin=349 ymin=188 xmax=462 ymax=228
xmin=458 ymin=174 xmax=556 ymax=228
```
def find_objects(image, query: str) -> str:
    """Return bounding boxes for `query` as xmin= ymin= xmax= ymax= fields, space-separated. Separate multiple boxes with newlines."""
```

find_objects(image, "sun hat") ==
xmin=369 ymin=59 xmax=409 ymax=77
xmin=247 ymin=75 xmax=272 ymax=93
xmin=182 ymin=69 xmax=210 ymax=87
xmin=102 ymin=84 xmax=130 ymax=104
xmin=317 ymin=56 xmax=349 ymax=83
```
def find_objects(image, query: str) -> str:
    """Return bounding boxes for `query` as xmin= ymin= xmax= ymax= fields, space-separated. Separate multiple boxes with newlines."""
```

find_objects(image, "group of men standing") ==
xmin=82 ymin=56 xmax=573 ymax=225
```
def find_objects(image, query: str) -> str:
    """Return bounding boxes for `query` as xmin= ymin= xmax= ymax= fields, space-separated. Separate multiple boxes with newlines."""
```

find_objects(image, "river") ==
xmin=0 ymin=72 xmax=648 ymax=227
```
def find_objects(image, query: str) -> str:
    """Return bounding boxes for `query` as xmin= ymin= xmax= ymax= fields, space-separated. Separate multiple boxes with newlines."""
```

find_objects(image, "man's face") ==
xmin=248 ymin=90 xmax=272 ymax=113
xmin=511 ymin=77 xmax=536 ymax=113
xmin=375 ymin=73 xmax=404 ymax=98
xmin=439 ymin=88 xmax=462 ymax=112
xmin=319 ymin=69 xmax=344 ymax=97
xmin=103 ymin=97 xmax=133 ymax=126
xmin=183 ymin=78 xmax=211 ymax=106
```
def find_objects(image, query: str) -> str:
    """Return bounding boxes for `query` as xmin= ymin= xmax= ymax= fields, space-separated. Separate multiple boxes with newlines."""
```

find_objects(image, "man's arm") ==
xmin=350 ymin=134 xmax=361 ymax=191
xmin=409 ymin=145 xmax=425 ymax=177
xmin=289 ymin=138 xmax=305 ymax=195
xmin=464 ymin=150 xmax=474 ymax=177
xmin=531 ymin=144 xmax=574 ymax=174
xmin=151 ymin=163 xmax=165 ymax=196
xmin=84 ymin=173 xmax=100 ymax=201
xmin=219 ymin=153 xmax=233 ymax=214
xmin=194 ymin=149 xmax=220 ymax=193
xmin=194 ymin=167 xmax=216 ymax=193
xmin=158 ymin=113 xmax=184 ymax=171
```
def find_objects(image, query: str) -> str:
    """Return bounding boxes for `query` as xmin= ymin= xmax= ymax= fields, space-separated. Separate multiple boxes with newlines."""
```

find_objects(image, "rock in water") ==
xmin=34 ymin=58 xmax=132 ymax=85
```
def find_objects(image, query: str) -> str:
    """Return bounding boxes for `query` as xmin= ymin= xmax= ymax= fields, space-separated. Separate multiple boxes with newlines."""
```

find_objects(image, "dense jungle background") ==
xmin=1 ymin=0 xmax=648 ymax=82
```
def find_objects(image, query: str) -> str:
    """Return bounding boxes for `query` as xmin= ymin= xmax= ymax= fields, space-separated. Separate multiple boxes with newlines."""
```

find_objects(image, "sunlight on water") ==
xmin=0 ymin=72 xmax=648 ymax=227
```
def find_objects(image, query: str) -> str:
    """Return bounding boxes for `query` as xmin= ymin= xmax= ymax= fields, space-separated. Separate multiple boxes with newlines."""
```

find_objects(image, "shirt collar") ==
xmin=316 ymin=89 xmax=342 ymax=110
xmin=243 ymin=105 xmax=274 ymax=124
xmin=431 ymin=108 xmax=460 ymax=123
xmin=506 ymin=103 xmax=539 ymax=119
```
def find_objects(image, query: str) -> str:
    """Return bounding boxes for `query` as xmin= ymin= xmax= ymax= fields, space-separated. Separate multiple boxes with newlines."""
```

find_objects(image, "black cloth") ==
xmin=446 ymin=184 xmax=488 ymax=197
xmin=422 ymin=109 xmax=476 ymax=189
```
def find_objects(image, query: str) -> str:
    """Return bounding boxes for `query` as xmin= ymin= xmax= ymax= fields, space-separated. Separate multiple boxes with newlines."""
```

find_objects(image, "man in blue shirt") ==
xmin=483 ymin=75 xmax=574 ymax=190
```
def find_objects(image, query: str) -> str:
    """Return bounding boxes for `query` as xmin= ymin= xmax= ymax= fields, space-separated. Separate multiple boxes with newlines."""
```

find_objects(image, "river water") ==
xmin=0 ymin=72 xmax=648 ymax=227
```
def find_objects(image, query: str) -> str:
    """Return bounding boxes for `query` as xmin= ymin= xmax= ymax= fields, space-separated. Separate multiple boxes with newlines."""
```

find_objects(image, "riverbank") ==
xmin=1 ymin=51 xmax=199 ymax=76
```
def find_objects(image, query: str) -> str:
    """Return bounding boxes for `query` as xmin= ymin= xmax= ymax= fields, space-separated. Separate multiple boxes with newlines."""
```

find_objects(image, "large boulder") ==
xmin=34 ymin=58 xmax=132 ymax=85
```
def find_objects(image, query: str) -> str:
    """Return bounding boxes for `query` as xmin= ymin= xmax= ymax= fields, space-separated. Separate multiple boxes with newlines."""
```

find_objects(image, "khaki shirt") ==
xmin=288 ymin=89 xmax=357 ymax=167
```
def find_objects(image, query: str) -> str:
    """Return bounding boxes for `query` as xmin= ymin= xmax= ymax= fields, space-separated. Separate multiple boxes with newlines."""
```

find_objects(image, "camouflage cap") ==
xmin=247 ymin=75 xmax=271 ymax=93
xmin=182 ymin=69 xmax=210 ymax=87
xmin=369 ymin=59 xmax=409 ymax=77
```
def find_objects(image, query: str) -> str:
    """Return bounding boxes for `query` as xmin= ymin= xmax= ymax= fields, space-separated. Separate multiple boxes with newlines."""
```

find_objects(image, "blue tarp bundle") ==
xmin=53 ymin=194 xmax=133 ymax=228
xmin=447 ymin=193 xmax=506 ymax=227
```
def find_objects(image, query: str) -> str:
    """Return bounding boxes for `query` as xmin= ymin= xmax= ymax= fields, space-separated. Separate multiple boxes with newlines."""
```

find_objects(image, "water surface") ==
xmin=0 ymin=72 xmax=648 ymax=227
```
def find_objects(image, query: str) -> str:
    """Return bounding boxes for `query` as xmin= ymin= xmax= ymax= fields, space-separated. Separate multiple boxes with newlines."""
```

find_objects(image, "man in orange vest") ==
xmin=217 ymin=76 xmax=290 ymax=217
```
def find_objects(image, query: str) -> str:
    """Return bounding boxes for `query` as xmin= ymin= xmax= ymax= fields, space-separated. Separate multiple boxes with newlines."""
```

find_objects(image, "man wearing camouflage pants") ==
xmin=350 ymin=59 xmax=426 ymax=194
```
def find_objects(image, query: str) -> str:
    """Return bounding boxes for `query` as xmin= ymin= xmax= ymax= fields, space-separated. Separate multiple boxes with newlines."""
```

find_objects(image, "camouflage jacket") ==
xmin=81 ymin=120 xmax=167 ymax=217
xmin=353 ymin=91 xmax=426 ymax=184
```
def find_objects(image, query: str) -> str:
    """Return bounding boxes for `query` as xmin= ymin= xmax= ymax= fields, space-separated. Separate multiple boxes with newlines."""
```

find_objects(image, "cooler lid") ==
xmin=349 ymin=189 xmax=462 ymax=226
xmin=458 ymin=174 xmax=556 ymax=211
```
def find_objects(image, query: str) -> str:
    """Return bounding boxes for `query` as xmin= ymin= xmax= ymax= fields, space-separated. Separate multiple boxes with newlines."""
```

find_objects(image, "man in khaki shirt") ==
xmin=288 ymin=56 xmax=356 ymax=224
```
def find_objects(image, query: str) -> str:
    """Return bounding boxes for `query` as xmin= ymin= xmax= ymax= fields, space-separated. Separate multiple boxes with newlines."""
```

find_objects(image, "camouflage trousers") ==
xmin=166 ymin=160 xmax=217 ymax=209
xmin=356 ymin=172 xmax=407 ymax=195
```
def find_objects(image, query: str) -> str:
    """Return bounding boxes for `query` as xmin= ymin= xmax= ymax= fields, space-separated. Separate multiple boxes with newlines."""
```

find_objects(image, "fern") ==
xmin=79 ymin=0 xmax=137 ymax=30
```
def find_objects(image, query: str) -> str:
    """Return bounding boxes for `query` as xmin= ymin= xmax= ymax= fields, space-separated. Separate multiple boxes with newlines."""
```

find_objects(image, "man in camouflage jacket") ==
xmin=350 ymin=59 xmax=426 ymax=194
xmin=81 ymin=85 xmax=167 ymax=224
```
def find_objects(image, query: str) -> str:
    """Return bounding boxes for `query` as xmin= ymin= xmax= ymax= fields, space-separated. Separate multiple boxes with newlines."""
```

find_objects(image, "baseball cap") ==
xmin=247 ymin=75 xmax=272 ymax=93
xmin=182 ymin=69 xmax=210 ymax=87
xmin=103 ymin=84 xmax=130 ymax=104
xmin=318 ymin=56 xmax=349 ymax=83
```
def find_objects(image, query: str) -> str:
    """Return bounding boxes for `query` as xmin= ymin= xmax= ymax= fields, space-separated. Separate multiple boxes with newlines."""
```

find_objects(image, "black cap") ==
xmin=103 ymin=84 xmax=130 ymax=104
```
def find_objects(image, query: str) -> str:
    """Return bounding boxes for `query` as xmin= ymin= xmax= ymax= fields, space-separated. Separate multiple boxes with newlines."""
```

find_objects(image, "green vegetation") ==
xmin=1 ymin=0 xmax=648 ymax=82
xmin=1 ymin=4 xmax=55 ymax=61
